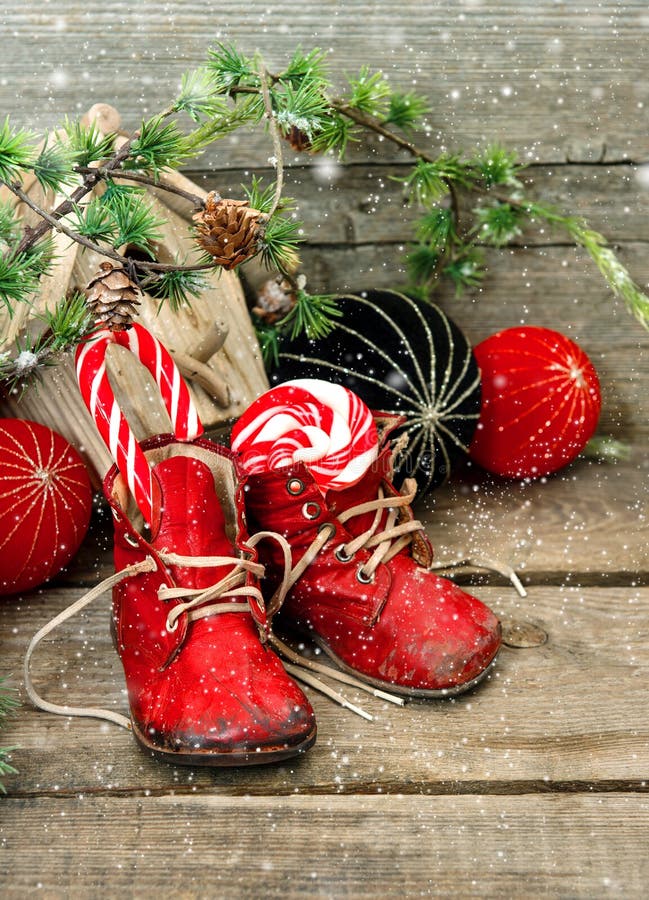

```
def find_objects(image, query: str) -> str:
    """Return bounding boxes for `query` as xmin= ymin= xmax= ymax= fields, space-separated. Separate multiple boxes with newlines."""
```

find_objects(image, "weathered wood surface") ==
xmin=2 ymin=2 xmax=649 ymax=896
xmin=424 ymin=452 xmax=649 ymax=583
xmin=2 ymin=2 xmax=649 ymax=165
xmin=3 ymin=580 xmax=649 ymax=795
xmin=3 ymin=794 xmax=648 ymax=897
xmin=201 ymin=162 xmax=649 ymax=438
xmin=56 ymin=453 xmax=649 ymax=587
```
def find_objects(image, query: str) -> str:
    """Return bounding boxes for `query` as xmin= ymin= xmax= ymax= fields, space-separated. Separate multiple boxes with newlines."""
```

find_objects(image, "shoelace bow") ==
xmin=24 ymin=481 xmax=527 ymax=730
xmin=23 ymin=543 xmax=272 ymax=731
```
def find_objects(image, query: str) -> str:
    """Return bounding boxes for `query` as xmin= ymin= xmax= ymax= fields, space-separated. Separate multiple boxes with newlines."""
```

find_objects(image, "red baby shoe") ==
xmin=103 ymin=434 xmax=316 ymax=764
xmin=234 ymin=387 xmax=501 ymax=698
xmin=25 ymin=325 xmax=315 ymax=766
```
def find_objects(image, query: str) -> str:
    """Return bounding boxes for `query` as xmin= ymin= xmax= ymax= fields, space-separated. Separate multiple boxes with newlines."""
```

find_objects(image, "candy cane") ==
xmin=231 ymin=379 xmax=378 ymax=492
xmin=76 ymin=324 xmax=203 ymax=525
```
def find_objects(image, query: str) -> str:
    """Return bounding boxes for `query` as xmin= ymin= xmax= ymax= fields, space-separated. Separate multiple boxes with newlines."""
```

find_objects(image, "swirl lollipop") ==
xmin=231 ymin=379 xmax=379 ymax=491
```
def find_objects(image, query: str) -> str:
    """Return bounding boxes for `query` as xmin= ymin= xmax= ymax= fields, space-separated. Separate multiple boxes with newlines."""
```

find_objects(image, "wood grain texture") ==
xmin=2 ymin=2 xmax=649 ymax=164
xmin=193 ymin=162 xmax=649 ymax=246
xmin=2 ymin=793 xmax=648 ymax=897
xmin=265 ymin=241 xmax=649 ymax=438
xmin=1 ymin=7 xmax=648 ymax=896
xmin=423 ymin=451 xmax=649 ymax=582
xmin=3 ymin=578 xmax=649 ymax=796
xmin=41 ymin=452 xmax=649 ymax=587
xmin=202 ymin=161 xmax=649 ymax=437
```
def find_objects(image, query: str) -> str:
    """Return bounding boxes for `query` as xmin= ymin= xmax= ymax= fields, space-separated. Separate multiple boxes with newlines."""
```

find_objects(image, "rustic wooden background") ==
xmin=2 ymin=2 xmax=649 ymax=897
xmin=2 ymin=1 xmax=649 ymax=437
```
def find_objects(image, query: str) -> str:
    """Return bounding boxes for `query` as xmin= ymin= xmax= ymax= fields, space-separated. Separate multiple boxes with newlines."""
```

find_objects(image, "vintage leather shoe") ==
xmin=241 ymin=425 xmax=501 ymax=698
xmin=25 ymin=435 xmax=316 ymax=766
xmin=26 ymin=325 xmax=316 ymax=765
xmin=103 ymin=435 xmax=316 ymax=764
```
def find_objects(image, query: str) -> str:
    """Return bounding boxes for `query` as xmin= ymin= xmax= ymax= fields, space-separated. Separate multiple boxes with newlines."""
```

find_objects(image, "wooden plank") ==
xmin=1 ymin=793 xmax=648 ymax=896
xmin=3 ymin=581 xmax=649 ymax=796
xmin=423 ymin=451 xmax=649 ymax=583
xmin=2 ymin=2 xmax=649 ymax=164
xmin=203 ymin=162 xmax=649 ymax=441
xmin=62 ymin=452 xmax=649 ymax=586
xmin=265 ymin=241 xmax=649 ymax=438
xmin=191 ymin=162 xmax=649 ymax=246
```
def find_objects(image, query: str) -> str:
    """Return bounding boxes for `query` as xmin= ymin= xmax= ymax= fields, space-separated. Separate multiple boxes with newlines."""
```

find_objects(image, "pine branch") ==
xmin=124 ymin=115 xmax=196 ymax=176
xmin=382 ymin=91 xmax=431 ymax=133
xmin=174 ymin=68 xmax=225 ymax=122
xmin=0 ymin=250 xmax=41 ymax=312
xmin=61 ymin=117 xmax=116 ymax=167
xmin=142 ymin=265 xmax=207 ymax=312
xmin=0 ymin=117 xmax=36 ymax=183
xmin=13 ymin=133 xmax=137 ymax=255
xmin=277 ymin=289 xmax=342 ymax=340
xmin=258 ymin=215 xmax=301 ymax=274
xmin=76 ymin=168 xmax=205 ymax=209
xmin=30 ymin=136 xmax=77 ymax=193
xmin=5 ymin=181 xmax=127 ymax=264
xmin=1 ymin=291 xmax=92 ymax=392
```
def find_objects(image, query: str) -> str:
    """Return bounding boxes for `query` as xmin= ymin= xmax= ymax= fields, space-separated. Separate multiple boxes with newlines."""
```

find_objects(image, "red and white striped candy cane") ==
xmin=76 ymin=324 xmax=203 ymax=525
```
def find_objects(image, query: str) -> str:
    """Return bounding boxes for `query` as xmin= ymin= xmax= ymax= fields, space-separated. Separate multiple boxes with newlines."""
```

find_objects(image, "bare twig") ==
xmin=7 ymin=182 xmax=127 ymax=264
xmin=256 ymin=63 xmax=284 ymax=218
xmin=330 ymin=99 xmax=436 ymax=163
xmin=14 ymin=105 xmax=179 ymax=256
xmin=14 ymin=137 xmax=136 ymax=255
xmin=76 ymin=167 xmax=206 ymax=209
xmin=7 ymin=182 xmax=221 ymax=279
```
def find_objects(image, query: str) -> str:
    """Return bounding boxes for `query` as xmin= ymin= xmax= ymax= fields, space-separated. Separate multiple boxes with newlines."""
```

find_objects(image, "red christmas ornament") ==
xmin=0 ymin=419 xmax=93 ymax=596
xmin=469 ymin=326 xmax=601 ymax=479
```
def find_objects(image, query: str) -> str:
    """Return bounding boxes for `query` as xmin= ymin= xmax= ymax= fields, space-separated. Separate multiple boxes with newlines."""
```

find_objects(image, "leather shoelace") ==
xmin=23 ymin=549 xmax=271 ymax=730
xmin=280 ymin=477 xmax=424 ymax=593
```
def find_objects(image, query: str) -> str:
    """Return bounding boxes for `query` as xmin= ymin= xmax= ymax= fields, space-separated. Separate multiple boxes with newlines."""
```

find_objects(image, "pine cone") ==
xmin=252 ymin=277 xmax=297 ymax=325
xmin=282 ymin=126 xmax=312 ymax=153
xmin=193 ymin=193 xmax=265 ymax=270
xmin=84 ymin=261 xmax=141 ymax=332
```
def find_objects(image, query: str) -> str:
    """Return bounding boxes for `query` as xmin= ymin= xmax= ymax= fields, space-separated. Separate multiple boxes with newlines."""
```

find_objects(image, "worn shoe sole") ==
xmin=307 ymin=630 xmax=501 ymax=700
xmin=130 ymin=719 xmax=317 ymax=767
xmin=111 ymin=619 xmax=317 ymax=766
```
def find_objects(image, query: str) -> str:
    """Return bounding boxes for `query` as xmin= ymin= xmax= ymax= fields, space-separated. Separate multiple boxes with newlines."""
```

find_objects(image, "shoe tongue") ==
xmin=326 ymin=447 xmax=391 ymax=539
xmin=150 ymin=456 xmax=232 ymax=589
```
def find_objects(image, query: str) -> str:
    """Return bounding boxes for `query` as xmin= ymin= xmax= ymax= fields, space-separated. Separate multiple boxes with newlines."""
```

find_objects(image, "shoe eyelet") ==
xmin=318 ymin=522 xmax=336 ymax=540
xmin=302 ymin=501 xmax=321 ymax=520
xmin=356 ymin=566 xmax=374 ymax=584
xmin=335 ymin=545 xmax=354 ymax=563
xmin=124 ymin=533 xmax=139 ymax=548
xmin=286 ymin=477 xmax=305 ymax=496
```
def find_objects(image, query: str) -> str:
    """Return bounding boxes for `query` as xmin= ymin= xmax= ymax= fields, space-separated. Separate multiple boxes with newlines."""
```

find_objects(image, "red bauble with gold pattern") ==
xmin=469 ymin=326 xmax=601 ymax=479
xmin=0 ymin=419 xmax=92 ymax=595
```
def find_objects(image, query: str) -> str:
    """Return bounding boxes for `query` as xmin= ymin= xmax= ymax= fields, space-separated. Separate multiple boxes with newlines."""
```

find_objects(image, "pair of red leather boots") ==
xmin=106 ymin=411 xmax=504 ymax=768
xmin=104 ymin=428 xmax=501 ymax=767
xmin=27 ymin=329 xmax=501 ymax=767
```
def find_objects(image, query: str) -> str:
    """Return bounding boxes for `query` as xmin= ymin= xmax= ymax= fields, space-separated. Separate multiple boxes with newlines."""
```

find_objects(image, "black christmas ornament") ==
xmin=271 ymin=289 xmax=481 ymax=494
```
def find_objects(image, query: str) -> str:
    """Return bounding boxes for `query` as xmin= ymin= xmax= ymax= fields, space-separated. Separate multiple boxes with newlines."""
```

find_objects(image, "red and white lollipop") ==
xmin=231 ymin=379 xmax=379 ymax=491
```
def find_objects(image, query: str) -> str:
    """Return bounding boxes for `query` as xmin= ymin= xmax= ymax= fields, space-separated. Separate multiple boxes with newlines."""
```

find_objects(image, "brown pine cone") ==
xmin=193 ymin=193 xmax=265 ymax=270
xmin=84 ymin=261 xmax=141 ymax=331
xmin=282 ymin=126 xmax=312 ymax=153
xmin=252 ymin=277 xmax=297 ymax=325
